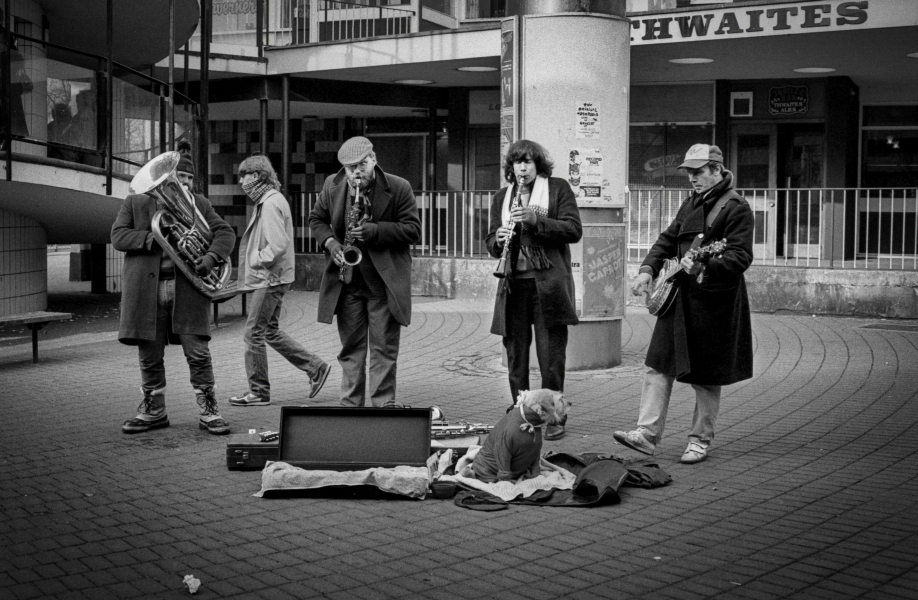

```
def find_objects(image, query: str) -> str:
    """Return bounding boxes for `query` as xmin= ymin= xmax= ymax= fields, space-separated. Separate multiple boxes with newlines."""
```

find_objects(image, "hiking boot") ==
xmin=613 ymin=429 xmax=656 ymax=455
xmin=680 ymin=440 xmax=709 ymax=464
xmin=196 ymin=388 xmax=230 ymax=435
xmin=309 ymin=363 xmax=331 ymax=399
xmin=228 ymin=391 xmax=269 ymax=406
xmin=123 ymin=387 xmax=169 ymax=434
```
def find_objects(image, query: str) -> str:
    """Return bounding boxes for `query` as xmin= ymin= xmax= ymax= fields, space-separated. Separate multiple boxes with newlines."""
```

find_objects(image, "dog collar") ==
xmin=519 ymin=405 xmax=543 ymax=434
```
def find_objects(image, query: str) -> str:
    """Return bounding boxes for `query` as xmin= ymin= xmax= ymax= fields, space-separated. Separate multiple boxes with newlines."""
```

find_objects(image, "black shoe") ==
xmin=382 ymin=401 xmax=411 ymax=409
xmin=544 ymin=424 xmax=566 ymax=440
xmin=122 ymin=414 xmax=170 ymax=433
xmin=309 ymin=364 xmax=332 ymax=399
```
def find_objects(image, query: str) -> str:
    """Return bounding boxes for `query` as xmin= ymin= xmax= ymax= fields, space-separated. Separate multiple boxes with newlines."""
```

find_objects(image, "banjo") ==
xmin=645 ymin=239 xmax=728 ymax=317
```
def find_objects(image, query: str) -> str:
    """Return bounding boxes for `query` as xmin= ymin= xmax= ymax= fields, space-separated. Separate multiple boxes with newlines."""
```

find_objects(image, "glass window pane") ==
xmin=863 ymin=105 xmax=918 ymax=127
xmin=861 ymin=129 xmax=918 ymax=188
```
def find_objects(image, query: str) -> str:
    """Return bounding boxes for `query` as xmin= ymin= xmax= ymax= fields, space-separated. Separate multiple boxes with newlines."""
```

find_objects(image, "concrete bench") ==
xmin=0 ymin=311 xmax=73 ymax=363
xmin=211 ymin=282 xmax=248 ymax=327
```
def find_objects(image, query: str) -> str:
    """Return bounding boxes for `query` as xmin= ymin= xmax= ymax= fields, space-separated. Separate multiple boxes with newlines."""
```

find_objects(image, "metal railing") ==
xmin=259 ymin=0 xmax=415 ymax=46
xmin=628 ymin=187 xmax=918 ymax=270
xmin=294 ymin=190 xmax=496 ymax=256
xmin=317 ymin=0 xmax=414 ymax=42
xmin=293 ymin=187 xmax=918 ymax=270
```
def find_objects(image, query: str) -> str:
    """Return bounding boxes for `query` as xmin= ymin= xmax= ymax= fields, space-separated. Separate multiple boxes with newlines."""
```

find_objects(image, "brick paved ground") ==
xmin=1 ymin=272 xmax=917 ymax=598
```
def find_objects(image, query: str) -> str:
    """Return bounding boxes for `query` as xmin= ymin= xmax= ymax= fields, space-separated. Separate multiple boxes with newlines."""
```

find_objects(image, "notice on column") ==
xmin=576 ymin=101 xmax=600 ymax=139
xmin=568 ymin=148 xmax=603 ymax=201
xmin=581 ymin=224 xmax=625 ymax=319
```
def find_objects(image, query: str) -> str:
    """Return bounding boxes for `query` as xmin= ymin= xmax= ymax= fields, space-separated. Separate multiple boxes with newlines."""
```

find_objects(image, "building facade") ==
xmin=2 ymin=0 xmax=917 ymax=318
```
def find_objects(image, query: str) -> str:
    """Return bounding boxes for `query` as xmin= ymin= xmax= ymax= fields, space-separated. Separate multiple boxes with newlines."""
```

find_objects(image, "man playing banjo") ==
xmin=614 ymin=144 xmax=754 ymax=464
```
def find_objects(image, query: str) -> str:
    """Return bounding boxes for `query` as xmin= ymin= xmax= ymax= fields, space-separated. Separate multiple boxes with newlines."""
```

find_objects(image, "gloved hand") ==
xmin=194 ymin=253 xmax=218 ymax=275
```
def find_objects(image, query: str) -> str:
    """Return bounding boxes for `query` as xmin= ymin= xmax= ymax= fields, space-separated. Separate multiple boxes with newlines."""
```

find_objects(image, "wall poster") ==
xmin=568 ymin=148 xmax=604 ymax=201
xmin=576 ymin=101 xmax=600 ymax=139
xmin=580 ymin=224 xmax=626 ymax=319
xmin=499 ymin=17 xmax=519 ymax=178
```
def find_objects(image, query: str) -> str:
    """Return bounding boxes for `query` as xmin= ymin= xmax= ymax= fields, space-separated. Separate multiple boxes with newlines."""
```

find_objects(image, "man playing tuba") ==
xmin=112 ymin=153 xmax=235 ymax=435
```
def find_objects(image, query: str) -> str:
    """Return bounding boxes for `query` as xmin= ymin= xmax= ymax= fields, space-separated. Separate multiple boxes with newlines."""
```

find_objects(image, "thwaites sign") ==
xmin=629 ymin=1 xmax=915 ymax=44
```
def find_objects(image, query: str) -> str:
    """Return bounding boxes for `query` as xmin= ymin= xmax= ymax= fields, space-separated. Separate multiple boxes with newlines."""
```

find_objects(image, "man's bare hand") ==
xmin=630 ymin=272 xmax=652 ymax=296
xmin=681 ymin=255 xmax=702 ymax=275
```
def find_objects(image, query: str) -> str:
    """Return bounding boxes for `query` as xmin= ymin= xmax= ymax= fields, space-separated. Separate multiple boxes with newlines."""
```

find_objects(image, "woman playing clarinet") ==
xmin=485 ymin=140 xmax=582 ymax=440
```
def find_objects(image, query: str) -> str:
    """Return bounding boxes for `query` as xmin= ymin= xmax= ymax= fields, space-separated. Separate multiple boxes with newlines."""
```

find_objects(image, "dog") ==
xmin=469 ymin=389 xmax=571 ymax=483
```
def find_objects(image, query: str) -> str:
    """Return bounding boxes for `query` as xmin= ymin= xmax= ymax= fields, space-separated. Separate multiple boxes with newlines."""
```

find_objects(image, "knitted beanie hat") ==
xmin=176 ymin=154 xmax=195 ymax=177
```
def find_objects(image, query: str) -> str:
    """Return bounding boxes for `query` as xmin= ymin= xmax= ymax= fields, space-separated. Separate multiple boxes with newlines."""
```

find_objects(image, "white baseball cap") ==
xmin=678 ymin=144 xmax=724 ymax=169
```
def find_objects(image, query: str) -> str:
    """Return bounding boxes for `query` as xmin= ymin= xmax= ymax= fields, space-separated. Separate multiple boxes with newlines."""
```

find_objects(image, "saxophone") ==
xmin=129 ymin=151 xmax=231 ymax=297
xmin=339 ymin=180 xmax=368 ymax=285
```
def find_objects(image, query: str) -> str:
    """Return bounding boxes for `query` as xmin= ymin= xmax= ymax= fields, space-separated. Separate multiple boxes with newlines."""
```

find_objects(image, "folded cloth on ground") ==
xmin=441 ymin=446 xmax=576 ymax=502
xmin=453 ymin=490 xmax=510 ymax=511
xmin=544 ymin=451 xmax=673 ymax=488
xmin=255 ymin=461 xmax=431 ymax=499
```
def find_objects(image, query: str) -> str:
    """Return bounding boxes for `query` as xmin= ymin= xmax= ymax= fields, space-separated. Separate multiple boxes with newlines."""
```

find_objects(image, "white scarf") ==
xmin=502 ymin=174 xmax=549 ymax=227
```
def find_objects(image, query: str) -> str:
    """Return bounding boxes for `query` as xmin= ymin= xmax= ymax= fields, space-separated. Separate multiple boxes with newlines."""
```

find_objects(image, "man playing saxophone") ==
xmin=309 ymin=136 xmax=421 ymax=408
xmin=112 ymin=153 xmax=235 ymax=435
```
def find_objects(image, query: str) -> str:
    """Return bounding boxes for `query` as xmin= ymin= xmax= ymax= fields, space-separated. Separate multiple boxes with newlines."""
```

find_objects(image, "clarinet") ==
xmin=493 ymin=175 xmax=525 ymax=279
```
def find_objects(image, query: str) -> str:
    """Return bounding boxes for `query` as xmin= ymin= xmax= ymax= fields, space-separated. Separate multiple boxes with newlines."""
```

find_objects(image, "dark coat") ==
xmin=642 ymin=171 xmax=754 ymax=385
xmin=486 ymin=177 xmax=582 ymax=337
xmin=111 ymin=192 xmax=236 ymax=344
xmin=309 ymin=166 xmax=421 ymax=327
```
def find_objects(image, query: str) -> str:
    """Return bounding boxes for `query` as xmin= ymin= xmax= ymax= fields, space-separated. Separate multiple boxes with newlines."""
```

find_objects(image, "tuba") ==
xmin=129 ymin=151 xmax=232 ymax=298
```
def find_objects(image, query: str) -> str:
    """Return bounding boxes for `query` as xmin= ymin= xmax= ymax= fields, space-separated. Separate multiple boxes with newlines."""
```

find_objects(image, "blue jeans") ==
xmin=637 ymin=368 xmax=721 ymax=444
xmin=244 ymin=284 xmax=326 ymax=400
xmin=137 ymin=278 xmax=213 ymax=393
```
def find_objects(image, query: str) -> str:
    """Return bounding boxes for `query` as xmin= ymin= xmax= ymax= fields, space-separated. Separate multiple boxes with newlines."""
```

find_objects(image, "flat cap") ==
xmin=337 ymin=136 xmax=373 ymax=166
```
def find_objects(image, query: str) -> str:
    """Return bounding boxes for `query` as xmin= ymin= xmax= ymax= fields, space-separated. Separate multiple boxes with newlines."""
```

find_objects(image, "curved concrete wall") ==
xmin=0 ymin=208 xmax=47 ymax=316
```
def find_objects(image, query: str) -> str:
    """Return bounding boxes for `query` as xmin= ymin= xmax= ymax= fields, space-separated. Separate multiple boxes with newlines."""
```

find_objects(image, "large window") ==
xmin=862 ymin=105 xmax=918 ymax=188
xmin=629 ymin=124 xmax=712 ymax=189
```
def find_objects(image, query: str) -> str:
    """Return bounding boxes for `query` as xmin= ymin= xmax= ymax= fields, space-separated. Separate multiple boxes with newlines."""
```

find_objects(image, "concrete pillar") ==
xmin=504 ymin=0 xmax=630 ymax=370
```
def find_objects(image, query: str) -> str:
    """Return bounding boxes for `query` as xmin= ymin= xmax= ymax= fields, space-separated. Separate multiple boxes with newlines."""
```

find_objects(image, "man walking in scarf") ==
xmin=614 ymin=144 xmax=754 ymax=464
xmin=229 ymin=154 xmax=331 ymax=406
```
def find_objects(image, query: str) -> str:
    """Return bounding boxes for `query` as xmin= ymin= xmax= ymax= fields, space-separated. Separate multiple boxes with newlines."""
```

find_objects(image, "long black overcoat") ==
xmin=111 ymin=192 xmax=235 ymax=344
xmin=642 ymin=172 xmax=754 ymax=385
xmin=308 ymin=166 xmax=421 ymax=327
xmin=486 ymin=177 xmax=582 ymax=337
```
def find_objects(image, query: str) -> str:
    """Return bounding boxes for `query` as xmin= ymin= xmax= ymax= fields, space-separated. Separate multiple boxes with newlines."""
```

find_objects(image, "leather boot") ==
xmin=122 ymin=387 xmax=169 ymax=433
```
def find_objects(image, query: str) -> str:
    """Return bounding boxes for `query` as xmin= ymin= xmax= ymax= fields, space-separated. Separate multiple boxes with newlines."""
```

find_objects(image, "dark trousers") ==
xmin=503 ymin=278 xmax=568 ymax=403
xmin=137 ymin=279 xmax=214 ymax=394
xmin=336 ymin=278 xmax=401 ymax=407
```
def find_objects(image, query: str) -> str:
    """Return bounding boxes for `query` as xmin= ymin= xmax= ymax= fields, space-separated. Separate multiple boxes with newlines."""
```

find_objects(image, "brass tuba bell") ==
xmin=129 ymin=151 xmax=231 ymax=298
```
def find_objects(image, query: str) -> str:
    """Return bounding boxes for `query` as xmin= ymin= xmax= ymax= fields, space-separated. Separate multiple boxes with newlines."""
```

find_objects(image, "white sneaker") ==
xmin=613 ymin=429 xmax=656 ymax=455
xmin=680 ymin=440 xmax=709 ymax=464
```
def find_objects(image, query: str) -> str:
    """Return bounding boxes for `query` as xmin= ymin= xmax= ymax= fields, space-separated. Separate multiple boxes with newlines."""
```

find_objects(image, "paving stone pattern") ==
xmin=1 ymin=291 xmax=917 ymax=599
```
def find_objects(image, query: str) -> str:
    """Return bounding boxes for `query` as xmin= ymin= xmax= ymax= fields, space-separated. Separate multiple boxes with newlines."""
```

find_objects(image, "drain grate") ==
xmin=860 ymin=323 xmax=918 ymax=333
